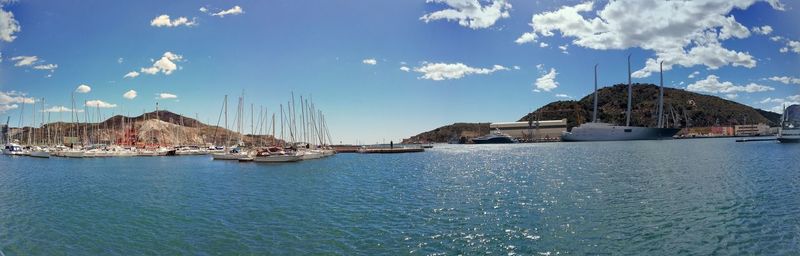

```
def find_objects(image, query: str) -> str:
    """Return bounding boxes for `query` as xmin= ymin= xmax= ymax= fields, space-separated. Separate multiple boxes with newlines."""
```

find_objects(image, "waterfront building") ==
xmin=734 ymin=124 xmax=770 ymax=136
xmin=489 ymin=119 xmax=567 ymax=141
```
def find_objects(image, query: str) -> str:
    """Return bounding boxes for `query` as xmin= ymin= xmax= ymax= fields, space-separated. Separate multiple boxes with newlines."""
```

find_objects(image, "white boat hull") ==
xmin=254 ymin=154 xmax=303 ymax=163
xmin=562 ymin=123 xmax=680 ymax=142
xmin=29 ymin=151 xmax=50 ymax=158
xmin=212 ymin=153 xmax=247 ymax=160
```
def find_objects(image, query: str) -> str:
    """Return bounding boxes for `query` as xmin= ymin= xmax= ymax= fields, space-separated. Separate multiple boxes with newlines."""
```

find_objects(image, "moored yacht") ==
xmin=3 ymin=142 xmax=25 ymax=156
xmin=778 ymin=104 xmax=800 ymax=143
xmin=562 ymin=58 xmax=680 ymax=142
xmin=253 ymin=147 xmax=303 ymax=163
xmin=471 ymin=130 xmax=518 ymax=144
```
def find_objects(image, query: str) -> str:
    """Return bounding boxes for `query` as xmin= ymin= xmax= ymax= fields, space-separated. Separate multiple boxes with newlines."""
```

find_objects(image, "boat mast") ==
xmin=593 ymin=64 xmax=598 ymax=123
xmin=658 ymin=61 xmax=665 ymax=128
xmin=626 ymin=53 xmax=632 ymax=127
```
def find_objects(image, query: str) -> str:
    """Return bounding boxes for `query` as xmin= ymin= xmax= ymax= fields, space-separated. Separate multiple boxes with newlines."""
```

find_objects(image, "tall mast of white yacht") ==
xmin=31 ymin=98 xmax=35 ymax=145
xmin=658 ymin=61 xmax=665 ymax=128
xmin=593 ymin=64 xmax=599 ymax=123
xmin=626 ymin=54 xmax=632 ymax=127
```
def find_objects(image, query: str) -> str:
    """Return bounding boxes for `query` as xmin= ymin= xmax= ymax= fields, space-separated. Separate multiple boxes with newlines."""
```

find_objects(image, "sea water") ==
xmin=1 ymin=139 xmax=798 ymax=255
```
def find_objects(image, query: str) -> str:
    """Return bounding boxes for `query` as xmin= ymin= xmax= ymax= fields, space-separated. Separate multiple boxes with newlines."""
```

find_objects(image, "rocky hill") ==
xmin=519 ymin=83 xmax=781 ymax=128
xmin=404 ymin=84 xmax=781 ymax=143
xmin=401 ymin=123 xmax=489 ymax=144
xmin=8 ymin=110 xmax=282 ymax=146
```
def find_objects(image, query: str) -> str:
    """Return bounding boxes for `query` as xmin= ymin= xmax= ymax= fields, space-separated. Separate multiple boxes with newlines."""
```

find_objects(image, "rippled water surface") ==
xmin=1 ymin=139 xmax=799 ymax=255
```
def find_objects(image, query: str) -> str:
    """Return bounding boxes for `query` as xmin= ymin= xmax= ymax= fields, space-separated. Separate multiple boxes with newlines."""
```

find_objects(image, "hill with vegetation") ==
xmin=404 ymin=84 xmax=781 ymax=143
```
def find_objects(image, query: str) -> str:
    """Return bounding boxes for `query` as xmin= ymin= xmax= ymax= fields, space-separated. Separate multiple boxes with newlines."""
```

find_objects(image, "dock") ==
xmin=357 ymin=147 xmax=425 ymax=154
xmin=735 ymin=138 xmax=777 ymax=142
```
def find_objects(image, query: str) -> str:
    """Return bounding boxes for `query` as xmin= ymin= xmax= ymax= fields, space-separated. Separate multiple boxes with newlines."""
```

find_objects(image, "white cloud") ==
xmin=211 ymin=5 xmax=243 ymax=17
xmin=725 ymin=94 xmax=739 ymax=99
xmin=0 ymin=5 xmax=20 ymax=42
xmin=555 ymin=93 xmax=571 ymax=98
xmin=513 ymin=65 xmax=520 ymax=70
xmin=0 ymin=91 xmax=34 ymax=104
xmin=362 ymin=58 xmax=377 ymax=65
xmin=199 ymin=7 xmax=208 ymax=13
xmin=0 ymin=104 xmax=18 ymax=112
xmin=780 ymin=47 xmax=789 ymax=53
xmin=688 ymin=71 xmax=700 ymax=79
xmin=157 ymin=93 xmax=177 ymax=99
xmin=123 ymin=90 xmax=137 ymax=100
xmin=751 ymin=25 xmax=773 ymax=35
xmin=421 ymin=0 xmax=511 ymax=29
xmin=150 ymin=15 xmax=197 ymax=27
xmin=42 ymin=106 xmax=83 ymax=113
xmin=786 ymin=40 xmax=800 ymax=54
xmin=117 ymin=57 xmax=124 ymax=64
xmin=33 ymin=63 xmax=57 ymax=71
xmin=558 ymin=44 xmax=569 ymax=54
xmin=414 ymin=62 xmax=508 ymax=81
xmin=687 ymin=75 xmax=774 ymax=94
xmin=768 ymin=76 xmax=800 ymax=85
xmin=770 ymin=36 xmax=783 ymax=42
xmin=515 ymin=32 xmax=537 ymax=44
xmin=539 ymin=42 xmax=548 ymax=48
xmin=85 ymin=100 xmax=117 ymax=108
xmin=535 ymin=68 xmax=559 ymax=92
xmin=518 ymin=0 xmax=774 ymax=78
xmin=140 ymin=52 xmax=183 ymax=75
xmin=11 ymin=55 xmax=38 ymax=66
xmin=535 ymin=64 xmax=543 ymax=70
xmin=123 ymin=71 xmax=140 ymax=79
xmin=75 ymin=84 xmax=91 ymax=94
xmin=400 ymin=66 xmax=410 ymax=72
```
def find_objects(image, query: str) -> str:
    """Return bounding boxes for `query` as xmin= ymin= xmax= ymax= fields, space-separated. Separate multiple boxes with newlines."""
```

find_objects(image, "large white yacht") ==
xmin=562 ymin=57 xmax=680 ymax=142
xmin=778 ymin=104 xmax=800 ymax=143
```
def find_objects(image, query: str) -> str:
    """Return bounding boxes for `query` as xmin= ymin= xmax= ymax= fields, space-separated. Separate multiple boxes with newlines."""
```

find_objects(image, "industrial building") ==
xmin=734 ymin=124 xmax=770 ymax=136
xmin=489 ymin=119 xmax=567 ymax=142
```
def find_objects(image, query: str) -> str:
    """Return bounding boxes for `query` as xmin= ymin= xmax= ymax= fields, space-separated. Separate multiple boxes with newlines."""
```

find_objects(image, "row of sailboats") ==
xmin=210 ymin=92 xmax=336 ymax=163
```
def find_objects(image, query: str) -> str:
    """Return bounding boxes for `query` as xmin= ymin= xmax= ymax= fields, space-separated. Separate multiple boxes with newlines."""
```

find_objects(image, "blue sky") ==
xmin=1 ymin=0 xmax=799 ymax=144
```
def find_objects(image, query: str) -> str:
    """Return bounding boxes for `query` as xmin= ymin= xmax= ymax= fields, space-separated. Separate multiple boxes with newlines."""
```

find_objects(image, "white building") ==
xmin=490 ymin=119 xmax=567 ymax=141
xmin=734 ymin=123 xmax=771 ymax=136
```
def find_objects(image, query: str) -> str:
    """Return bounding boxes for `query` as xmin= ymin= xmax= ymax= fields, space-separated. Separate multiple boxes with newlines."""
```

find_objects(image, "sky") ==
xmin=1 ymin=0 xmax=799 ymax=144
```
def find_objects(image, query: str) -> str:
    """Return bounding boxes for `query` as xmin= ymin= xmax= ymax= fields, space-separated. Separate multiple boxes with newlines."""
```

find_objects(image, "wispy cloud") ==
xmin=150 ymin=14 xmax=197 ymax=27
xmin=157 ymin=93 xmax=177 ymax=99
xmin=85 ymin=100 xmax=117 ymax=108
xmin=421 ymin=0 xmax=511 ymax=29
xmin=362 ymin=58 xmax=377 ymax=65
xmin=209 ymin=5 xmax=243 ymax=17
xmin=75 ymin=84 xmax=91 ymax=93
xmin=687 ymin=75 xmax=774 ymax=94
xmin=123 ymin=90 xmax=137 ymax=100
xmin=414 ymin=62 xmax=508 ymax=81
xmin=123 ymin=71 xmax=140 ymax=79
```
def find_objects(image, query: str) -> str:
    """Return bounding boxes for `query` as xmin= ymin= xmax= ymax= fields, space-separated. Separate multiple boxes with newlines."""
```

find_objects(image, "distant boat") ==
xmin=778 ymin=104 xmax=800 ymax=143
xmin=29 ymin=146 xmax=50 ymax=158
xmin=562 ymin=57 xmax=680 ymax=142
xmin=471 ymin=130 xmax=518 ymax=144
xmin=253 ymin=147 xmax=303 ymax=162
xmin=3 ymin=142 xmax=25 ymax=156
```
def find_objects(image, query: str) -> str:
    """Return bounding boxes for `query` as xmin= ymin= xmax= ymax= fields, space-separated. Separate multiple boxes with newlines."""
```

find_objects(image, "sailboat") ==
xmin=562 ymin=57 xmax=681 ymax=142
xmin=778 ymin=104 xmax=800 ymax=143
xmin=254 ymin=105 xmax=304 ymax=163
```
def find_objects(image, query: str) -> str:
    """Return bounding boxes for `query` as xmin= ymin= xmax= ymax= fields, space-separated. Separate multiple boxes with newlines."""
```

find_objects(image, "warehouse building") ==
xmin=489 ymin=119 xmax=567 ymax=142
xmin=734 ymin=123 xmax=771 ymax=136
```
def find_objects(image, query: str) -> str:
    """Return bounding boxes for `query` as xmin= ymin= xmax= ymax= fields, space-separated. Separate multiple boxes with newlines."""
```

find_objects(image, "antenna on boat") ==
xmin=658 ymin=61 xmax=665 ymax=129
xmin=593 ymin=63 xmax=598 ymax=123
xmin=626 ymin=53 xmax=632 ymax=127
